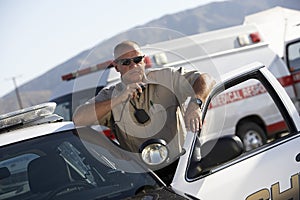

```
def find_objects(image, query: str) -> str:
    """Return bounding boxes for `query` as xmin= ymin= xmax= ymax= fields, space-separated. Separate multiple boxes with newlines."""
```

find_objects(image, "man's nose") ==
xmin=128 ymin=61 xmax=138 ymax=69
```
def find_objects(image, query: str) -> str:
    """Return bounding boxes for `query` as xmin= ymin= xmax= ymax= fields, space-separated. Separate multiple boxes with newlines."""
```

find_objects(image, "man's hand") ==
xmin=184 ymin=102 xmax=202 ymax=133
xmin=117 ymin=82 xmax=145 ymax=103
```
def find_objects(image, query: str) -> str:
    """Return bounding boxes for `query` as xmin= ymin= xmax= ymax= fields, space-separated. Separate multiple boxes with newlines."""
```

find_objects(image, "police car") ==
xmin=0 ymin=102 xmax=187 ymax=200
xmin=1 ymin=62 xmax=300 ymax=200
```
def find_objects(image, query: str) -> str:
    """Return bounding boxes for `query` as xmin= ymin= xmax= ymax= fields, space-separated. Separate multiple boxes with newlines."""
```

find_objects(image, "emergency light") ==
xmin=0 ymin=102 xmax=62 ymax=131
xmin=237 ymin=32 xmax=261 ymax=46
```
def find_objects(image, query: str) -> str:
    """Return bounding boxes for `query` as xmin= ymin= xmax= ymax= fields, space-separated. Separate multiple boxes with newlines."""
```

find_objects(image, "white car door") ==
xmin=172 ymin=64 xmax=300 ymax=200
xmin=172 ymin=133 xmax=300 ymax=200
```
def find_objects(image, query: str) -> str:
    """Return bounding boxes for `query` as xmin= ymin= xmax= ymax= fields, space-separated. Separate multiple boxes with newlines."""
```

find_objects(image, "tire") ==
xmin=236 ymin=122 xmax=267 ymax=151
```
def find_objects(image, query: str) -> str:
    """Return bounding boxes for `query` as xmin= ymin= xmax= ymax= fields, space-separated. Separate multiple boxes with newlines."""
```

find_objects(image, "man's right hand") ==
xmin=117 ymin=82 xmax=145 ymax=103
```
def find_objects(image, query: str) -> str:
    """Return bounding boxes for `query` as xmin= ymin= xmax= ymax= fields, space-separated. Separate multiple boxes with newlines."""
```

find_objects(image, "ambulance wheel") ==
xmin=236 ymin=122 xmax=267 ymax=151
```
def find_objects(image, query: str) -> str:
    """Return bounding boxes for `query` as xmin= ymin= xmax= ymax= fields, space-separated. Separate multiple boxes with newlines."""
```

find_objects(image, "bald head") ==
xmin=114 ymin=41 xmax=142 ymax=59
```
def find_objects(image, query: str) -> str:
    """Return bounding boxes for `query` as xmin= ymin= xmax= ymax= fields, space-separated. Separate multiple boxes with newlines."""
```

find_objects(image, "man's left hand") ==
xmin=184 ymin=102 xmax=202 ymax=133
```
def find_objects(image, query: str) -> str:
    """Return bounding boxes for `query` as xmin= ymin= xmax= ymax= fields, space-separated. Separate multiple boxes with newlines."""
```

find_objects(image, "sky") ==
xmin=0 ymin=0 xmax=226 ymax=97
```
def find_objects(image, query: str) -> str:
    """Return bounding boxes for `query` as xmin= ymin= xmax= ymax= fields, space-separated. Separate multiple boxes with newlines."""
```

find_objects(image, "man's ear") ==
xmin=113 ymin=61 xmax=120 ymax=72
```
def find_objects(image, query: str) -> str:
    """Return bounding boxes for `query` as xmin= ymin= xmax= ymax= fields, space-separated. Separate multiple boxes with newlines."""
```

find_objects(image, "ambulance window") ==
xmin=287 ymin=40 xmax=300 ymax=72
xmin=201 ymin=79 xmax=287 ymax=152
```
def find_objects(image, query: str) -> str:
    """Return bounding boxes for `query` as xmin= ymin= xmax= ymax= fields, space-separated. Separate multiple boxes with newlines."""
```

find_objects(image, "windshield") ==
xmin=0 ymin=127 xmax=161 ymax=200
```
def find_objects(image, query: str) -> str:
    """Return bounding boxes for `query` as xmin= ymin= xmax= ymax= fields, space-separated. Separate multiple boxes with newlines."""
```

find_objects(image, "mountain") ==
xmin=1 ymin=0 xmax=299 ymax=114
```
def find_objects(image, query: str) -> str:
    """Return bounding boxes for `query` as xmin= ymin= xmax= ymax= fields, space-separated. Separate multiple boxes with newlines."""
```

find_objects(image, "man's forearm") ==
xmin=72 ymin=100 xmax=111 ymax=126
xmin=193 ymin=73 xmax=216 ymax=102
xmin=72 ymin=96 xmax=123 ymax=126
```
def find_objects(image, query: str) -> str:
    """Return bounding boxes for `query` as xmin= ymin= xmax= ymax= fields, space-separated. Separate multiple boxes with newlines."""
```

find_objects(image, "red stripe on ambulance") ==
xmin=208 ymin=74 xmax=297 ymax=109
xmin=277 ymin=75 xmax=294 ymax=87
xmin=266 ymin=121 xmax=287 ymax=135
xmin=292 ymin=71 xmax=300 ymax=84
xmin=209 ymin=83 xmax=267 ymax=109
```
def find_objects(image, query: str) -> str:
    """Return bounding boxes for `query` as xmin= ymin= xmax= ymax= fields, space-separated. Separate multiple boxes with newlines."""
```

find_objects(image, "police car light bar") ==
xmin=0 ymin=102 xmax=62 ymax=130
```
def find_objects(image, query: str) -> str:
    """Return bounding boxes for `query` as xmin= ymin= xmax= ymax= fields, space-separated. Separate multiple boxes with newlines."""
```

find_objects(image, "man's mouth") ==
xmin=129 ymin=70 xmax=142 ymax=75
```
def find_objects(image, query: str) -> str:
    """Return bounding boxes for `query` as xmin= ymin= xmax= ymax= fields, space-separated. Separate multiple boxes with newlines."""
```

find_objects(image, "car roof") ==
xmin=0 ymin=121 xmax=75 ymax=146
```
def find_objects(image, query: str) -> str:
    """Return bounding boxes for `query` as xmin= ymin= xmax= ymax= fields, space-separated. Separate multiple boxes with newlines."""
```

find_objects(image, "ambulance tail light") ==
xmin=103 ymin=129 xmax=116 ymax=140
xmin=144 ymin=56 xmax=152 ymax=68
xmin=238 ymin=32 xmax=261 ymax=46
xmin=249 ymin=32 xmax=261 ymax=43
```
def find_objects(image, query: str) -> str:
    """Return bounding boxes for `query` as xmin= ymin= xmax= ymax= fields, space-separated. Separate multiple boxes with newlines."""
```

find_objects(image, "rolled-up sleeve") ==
xmin=146 ymin=67 xmax=201 ymax=104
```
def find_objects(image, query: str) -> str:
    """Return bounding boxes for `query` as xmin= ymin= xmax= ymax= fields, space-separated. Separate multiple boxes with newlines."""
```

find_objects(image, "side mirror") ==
xmin=187 ymin=135 xmax=244 ymax=179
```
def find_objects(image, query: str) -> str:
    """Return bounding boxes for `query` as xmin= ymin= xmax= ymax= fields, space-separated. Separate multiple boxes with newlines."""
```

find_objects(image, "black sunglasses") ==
xmin=116 ymin=55 xmax=145 ymax=66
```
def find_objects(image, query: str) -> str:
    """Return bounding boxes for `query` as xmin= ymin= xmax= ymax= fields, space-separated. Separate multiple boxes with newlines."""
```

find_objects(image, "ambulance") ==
xmin=49 ymin=7 xmax=300 ymax=151
xmin=244 ymin=6 xmax=300 ymax=108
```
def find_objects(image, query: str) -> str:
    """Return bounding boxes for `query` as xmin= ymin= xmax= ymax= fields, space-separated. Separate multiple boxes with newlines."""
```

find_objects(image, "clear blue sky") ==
xmin=0 ymin=0 xmax=225 ymax=97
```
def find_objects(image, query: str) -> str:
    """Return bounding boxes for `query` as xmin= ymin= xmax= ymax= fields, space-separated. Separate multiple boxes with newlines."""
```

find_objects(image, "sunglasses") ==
xmin=115 ymin=55 xmax=145 ymax=66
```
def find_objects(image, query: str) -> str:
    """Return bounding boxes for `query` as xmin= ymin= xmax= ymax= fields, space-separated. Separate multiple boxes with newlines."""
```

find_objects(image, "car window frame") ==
xmin=185 ymin=66 xmax=299 ymax=181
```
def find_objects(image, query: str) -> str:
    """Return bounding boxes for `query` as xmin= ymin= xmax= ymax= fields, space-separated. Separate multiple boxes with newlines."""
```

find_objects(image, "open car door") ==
xmin=171 ymin=62 xmax=300 ymax=200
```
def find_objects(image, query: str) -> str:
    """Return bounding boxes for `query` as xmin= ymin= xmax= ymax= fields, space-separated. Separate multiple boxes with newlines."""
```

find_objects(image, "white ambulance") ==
xmin=244 ymin=6 xmax=300 ymax=109
xmin=50 ymin=7 xmax=300 ymax=151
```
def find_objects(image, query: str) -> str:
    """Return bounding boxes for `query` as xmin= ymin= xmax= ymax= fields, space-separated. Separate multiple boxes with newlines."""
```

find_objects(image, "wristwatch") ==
xmin=190 ymin=97 xmax=203 ymax=109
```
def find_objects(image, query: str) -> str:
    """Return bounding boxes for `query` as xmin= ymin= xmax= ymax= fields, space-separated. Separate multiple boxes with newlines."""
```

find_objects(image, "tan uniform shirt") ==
xmin=91 ymin=67 xmax=200 ymax=158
